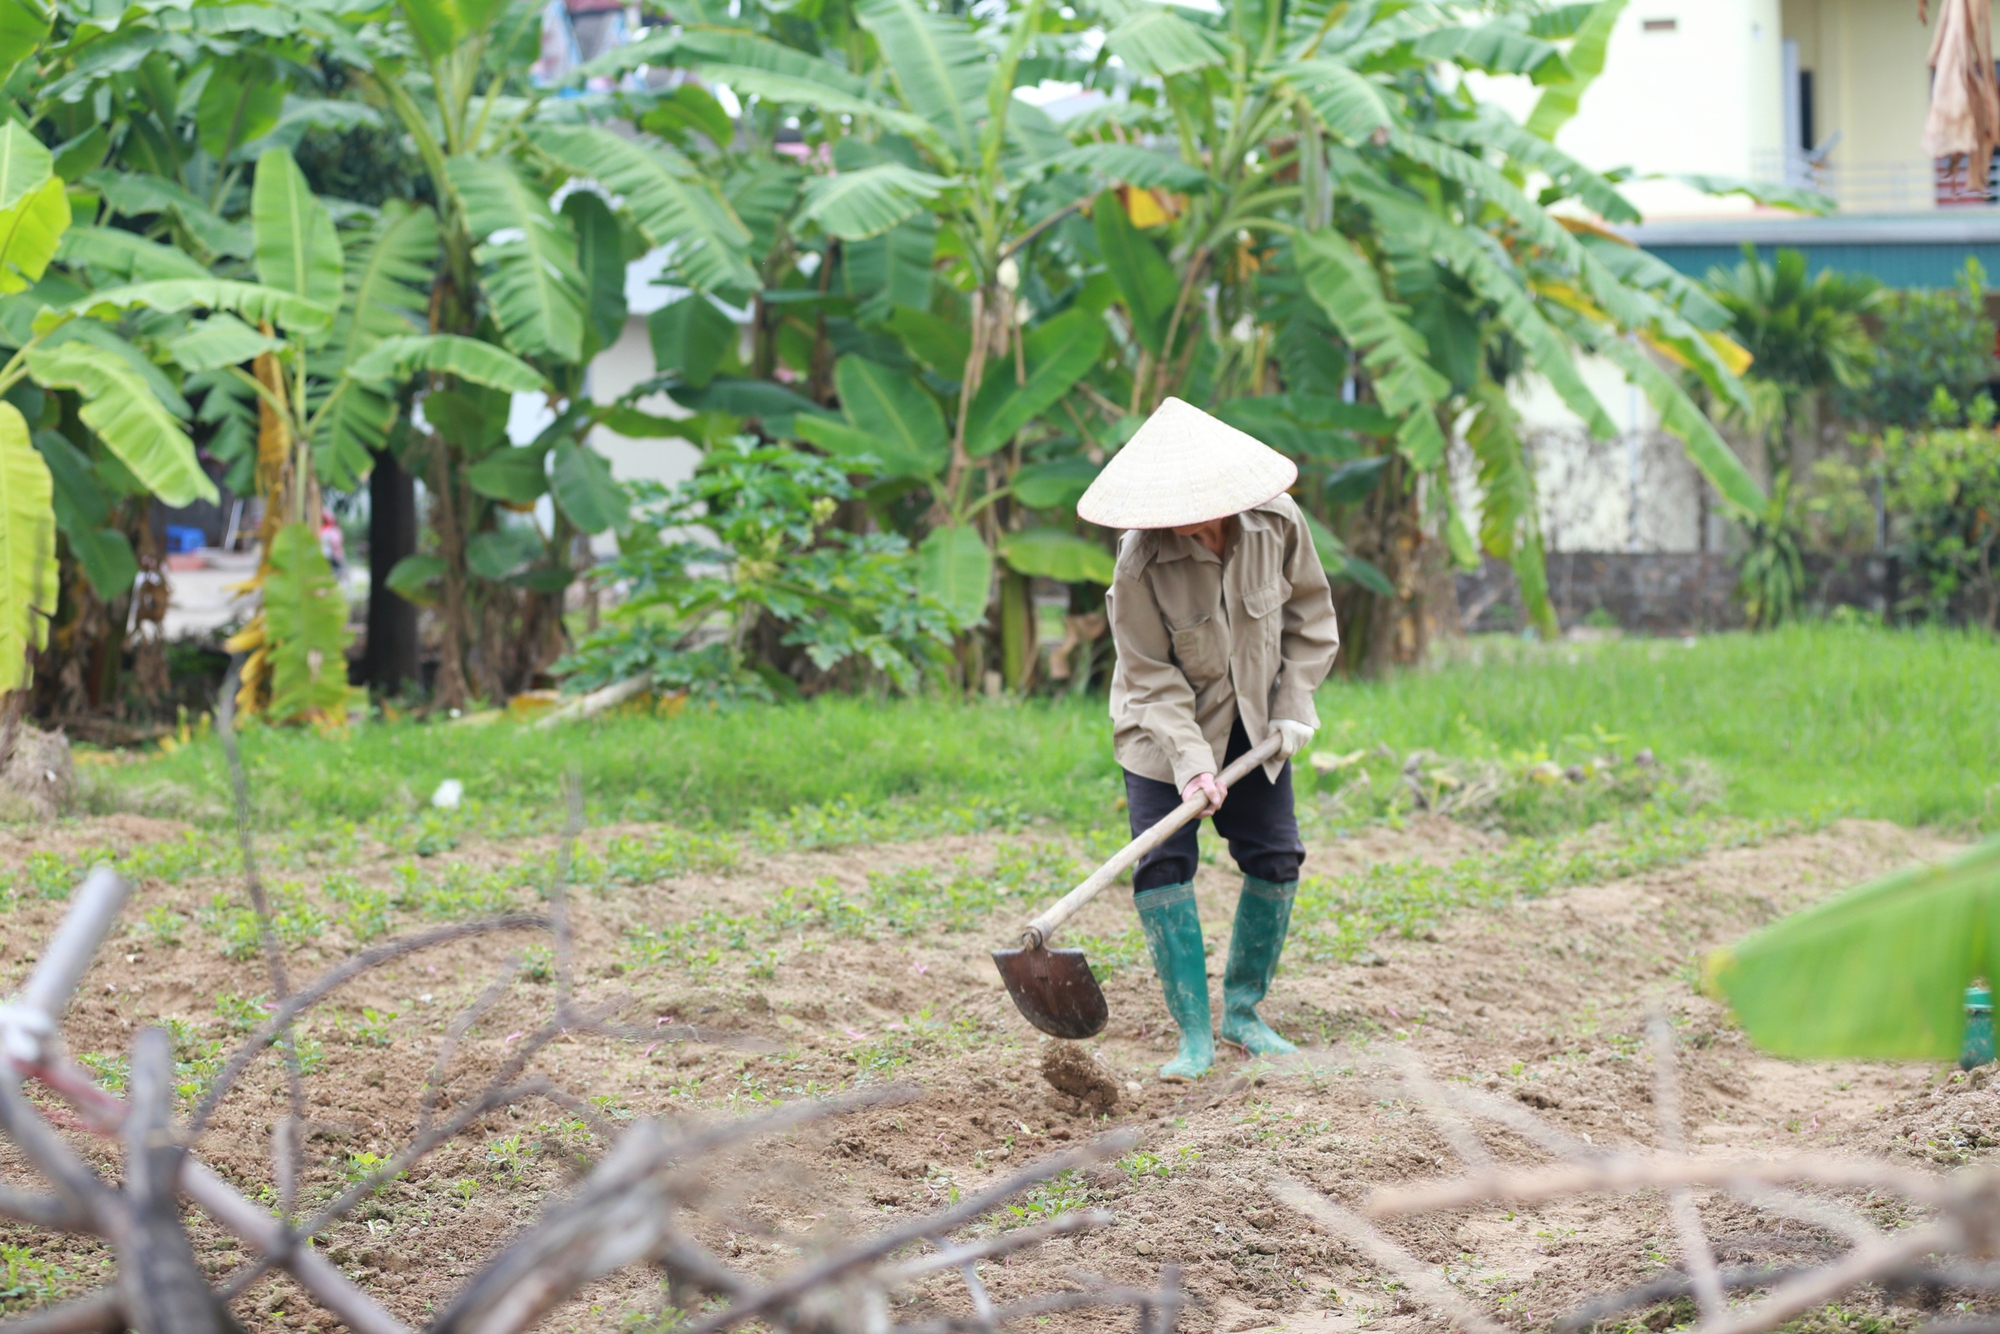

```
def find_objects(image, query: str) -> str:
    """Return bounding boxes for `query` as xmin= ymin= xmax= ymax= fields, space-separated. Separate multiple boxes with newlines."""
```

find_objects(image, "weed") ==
xmin=214 ymin=991 xmax=270 ymax=1034
xmin=0 ymin=1243 xmax=75 ymax=1312
xmin=117 ymin=831 xmax=227 ymax=884
xmin=75 ymin=1052 xmax=128 ymax=1094
xmin=486 ymin=1134 xmax=526 ymax=1179
xmin=997 ymin=1170 xmax=1090 ymax=1229
xmin=849 ymin=1009 xmax=986 ymax=1079
xmin=626 ymin=922 xmax=724 ymax=982
xmin=769 ymin=880 xmax=868 ymax=937
xmin=163 ymin=1017 xmax=224 ymax=1102
xmin=520 ymin=946 xmax=554 ymax=984
xmin=197 ymin=886 xmax=326 ymax=960
xmin=599 ymin=830 xmax=738 ymax=885
xmin=1287 ymin=806 xmax=1809 ymax=965
xmin=1117 ymin=1150 xmax=1170 ymax=1183
xmin=409 ymin=862 xmax=522 ymax=919
xmin=343 ymin=1151 xmax=403 ymax=1191
xmin=350 ymin=1009 xmax=396 ymax=1048
xmin=141 ymin=905 xmax=186 ymax=947
xmin=19 ymin=851 xmax=77 ymax=901
xmin=323 ymin=872 xmax=393 ymax=942
xmin=1067 ymin=927 xmax=1149 ymax=975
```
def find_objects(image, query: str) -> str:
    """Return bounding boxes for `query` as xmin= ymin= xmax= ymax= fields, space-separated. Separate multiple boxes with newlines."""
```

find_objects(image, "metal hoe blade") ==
xmin=990 ymin=944 xmax=1108 ymax=1040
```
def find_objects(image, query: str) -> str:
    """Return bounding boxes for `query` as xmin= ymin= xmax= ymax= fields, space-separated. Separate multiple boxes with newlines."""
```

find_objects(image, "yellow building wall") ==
xmin=1783 ymin=0 xmax=2000 ymax=212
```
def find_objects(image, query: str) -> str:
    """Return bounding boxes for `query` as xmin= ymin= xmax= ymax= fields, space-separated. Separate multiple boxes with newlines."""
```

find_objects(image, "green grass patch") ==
xmin=75 ymin=624 xmax=2000 ymax=839
xmin=1318 ymin=625 xmax=2000 ymax=832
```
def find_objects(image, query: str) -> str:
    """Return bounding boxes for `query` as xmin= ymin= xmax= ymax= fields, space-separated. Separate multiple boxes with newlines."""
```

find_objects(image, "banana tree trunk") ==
xmin=999 ymin=568 xmax=1035 ymax=692
xmin=1345 ymin=455 xmax=1449 ymax=675
xmin=364 ymin=446 xmax=420 ymax=695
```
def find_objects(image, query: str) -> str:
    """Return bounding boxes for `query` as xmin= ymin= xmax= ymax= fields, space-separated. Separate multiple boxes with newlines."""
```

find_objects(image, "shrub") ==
xmin=557 ymin=439 xmax=966 ymax=702
xmin=1879 ymin=426 xmax=2000 ymax=628
xmin=1841 ymin=260 xmax=1997 ymax=428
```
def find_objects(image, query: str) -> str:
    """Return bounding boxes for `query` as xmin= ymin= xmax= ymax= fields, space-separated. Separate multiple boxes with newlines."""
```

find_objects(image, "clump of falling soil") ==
xmin=1040 ymin=1042 xmax=1119 ymax=1111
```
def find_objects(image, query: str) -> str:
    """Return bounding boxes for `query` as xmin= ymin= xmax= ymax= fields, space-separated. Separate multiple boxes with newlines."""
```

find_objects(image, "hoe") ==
xmin=992 ymin=734 xmax=1282 ymax=1038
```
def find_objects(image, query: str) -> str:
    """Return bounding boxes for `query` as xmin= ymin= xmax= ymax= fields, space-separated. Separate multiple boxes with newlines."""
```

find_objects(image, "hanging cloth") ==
xmin=1924 ymin=0 xmax=2000 ymax=198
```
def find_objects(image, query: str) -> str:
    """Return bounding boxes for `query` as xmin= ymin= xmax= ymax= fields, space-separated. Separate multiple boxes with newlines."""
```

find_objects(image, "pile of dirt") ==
xmin=0 ymin=722 xmax=73 ymax=822
xmin=1041 ymin=1040 xmax=1121 ymax=1111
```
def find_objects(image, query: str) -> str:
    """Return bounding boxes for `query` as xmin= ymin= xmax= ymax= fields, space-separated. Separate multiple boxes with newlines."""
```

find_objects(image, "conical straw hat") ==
xmin=1076 ymin=397 xmax=1298 ymax=529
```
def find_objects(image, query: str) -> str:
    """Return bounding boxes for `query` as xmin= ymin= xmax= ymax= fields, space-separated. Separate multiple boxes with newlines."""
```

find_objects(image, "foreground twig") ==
xmin=1650 ymin=1013 xmax=1724 ymax=1321
xmin=1279 ymin=1043 xmax=1997 ymax=1334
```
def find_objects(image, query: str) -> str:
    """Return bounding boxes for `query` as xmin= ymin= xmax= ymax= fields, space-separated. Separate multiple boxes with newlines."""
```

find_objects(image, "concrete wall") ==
xmin=585 ymin=313 xmax=701 ymax=490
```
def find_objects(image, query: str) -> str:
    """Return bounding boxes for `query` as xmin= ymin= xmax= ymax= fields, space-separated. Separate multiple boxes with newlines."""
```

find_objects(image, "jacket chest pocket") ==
xmin=1241 ymin=580 xmax=1290 ymax=653
xmin=1166 ymin=613 xmax=1228 ymax=686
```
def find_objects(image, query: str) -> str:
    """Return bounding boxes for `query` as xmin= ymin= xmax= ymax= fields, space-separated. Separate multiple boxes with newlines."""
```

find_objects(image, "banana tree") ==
xmin=1 ymin=0 xmax=281 ymax=702
xmin=586 ymin=0 xmax=1774 ymax=686
xmin=309 ymin=0 xmax=761 ymax=707
xmin=210 ymin=145 xmax=547 ymax=719
xmin=577 ymin=0 xmax=1139 ymax=689
xmin=1036 ymin=0 xmax=1771 ymax=666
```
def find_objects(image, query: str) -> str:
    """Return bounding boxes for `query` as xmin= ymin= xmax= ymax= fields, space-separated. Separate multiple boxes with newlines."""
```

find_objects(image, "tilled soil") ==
xmin=0 ymin=812 xmax=1975 ymax=1334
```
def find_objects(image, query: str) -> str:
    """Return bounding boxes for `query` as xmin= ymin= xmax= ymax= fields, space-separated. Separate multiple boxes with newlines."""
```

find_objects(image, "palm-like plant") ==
xmin=1706 ymin=244 xmax=1879 ymax=473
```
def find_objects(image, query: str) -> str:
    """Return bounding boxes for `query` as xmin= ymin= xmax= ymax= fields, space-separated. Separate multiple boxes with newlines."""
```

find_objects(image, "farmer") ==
xmin=1076 ymin=397 xmax=1340 ymax=1081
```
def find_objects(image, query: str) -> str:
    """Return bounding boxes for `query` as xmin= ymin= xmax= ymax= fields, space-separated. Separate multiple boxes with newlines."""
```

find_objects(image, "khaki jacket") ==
xmin=1106 ymin=494 xmax=1340 ymax=793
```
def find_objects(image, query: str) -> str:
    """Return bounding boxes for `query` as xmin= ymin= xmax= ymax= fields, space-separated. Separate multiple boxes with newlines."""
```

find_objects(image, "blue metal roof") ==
xmin=1619 ymin=213 xmax=2000 ymax=288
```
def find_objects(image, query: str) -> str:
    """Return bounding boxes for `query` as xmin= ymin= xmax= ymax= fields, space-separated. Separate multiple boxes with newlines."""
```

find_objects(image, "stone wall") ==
xmin=1456 ymin=552 xmax=1896 ymax=635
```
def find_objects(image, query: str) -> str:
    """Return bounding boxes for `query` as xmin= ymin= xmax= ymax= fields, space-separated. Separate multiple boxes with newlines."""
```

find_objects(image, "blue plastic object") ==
xmin=1961 ymin=985 xmax=1994 ymax=1070
xmin=164 ymin=525 xmax=205 ymax=554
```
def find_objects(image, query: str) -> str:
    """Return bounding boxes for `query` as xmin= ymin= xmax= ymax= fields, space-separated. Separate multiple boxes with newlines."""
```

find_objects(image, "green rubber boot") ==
xmin=1221 ymin=875 xmax=1299 ymax=1056
xmin=1135 ymin=883 xmax=1214 ymax=1082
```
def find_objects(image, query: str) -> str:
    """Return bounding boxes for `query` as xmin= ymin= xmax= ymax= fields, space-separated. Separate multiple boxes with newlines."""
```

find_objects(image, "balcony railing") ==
xmin=1748 ymin=149 xmax=2000 ymax=213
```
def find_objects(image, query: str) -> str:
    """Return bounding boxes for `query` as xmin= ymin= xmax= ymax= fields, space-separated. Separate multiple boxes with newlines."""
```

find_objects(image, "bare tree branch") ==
xmin=0 ymin=1075 xmax=113 ymax=1229
xmin=0 ymin=1185 xmax=89 ymax=1231
xmin=1697 ymin=1222 xmax=1960 ymax=1334
xmin=1557 ymin=1264 xmax=1808 ymax=1330
xmin=1393 ymin=1050 xmax=1494 ymax=1173
xmin=113 ymin=1027 xmax=225 ymax=1334
xmin=186 ymin=914 xmax=552 ymax=1136
xmin=677 ymin=1131 xmax=1141 ymax=1334
xmin=1650 ymin=1013 xmax=1724 ymax=1322
xmin=179 ymin=1158 xmax=410 ymax=1334
xmin=1366 ymin=1156 xmax=1950 ymax=1217
xmin=880 ymin=1211 xmax=1115 ymax=1284
xmin=0 ymin=1289 xmax=125 ymax=1334
xmin=1274 ymin=1179 xmax=1510 ymax=1334
xmin=214 ymin=664 xmax=309 ymax=1228
xmin=0 ymin=869 xmax=129 ymax=1066
xmin=418 ymin=958 xmax=525 ymax=1138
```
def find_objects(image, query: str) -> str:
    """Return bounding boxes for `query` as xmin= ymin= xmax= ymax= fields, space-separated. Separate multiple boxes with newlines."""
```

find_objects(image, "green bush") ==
xmin=1880 ymin=426 xmax=2000 ymax=628
xmin=1841 ymin=261 xmax=1997 ymax=428
xmin=557 ymin=440 xmax=965 ymax=702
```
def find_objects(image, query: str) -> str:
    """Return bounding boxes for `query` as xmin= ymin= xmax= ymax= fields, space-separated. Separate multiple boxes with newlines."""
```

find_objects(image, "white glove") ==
xmin=1271 ymin=719 xmax=1315 ymax=760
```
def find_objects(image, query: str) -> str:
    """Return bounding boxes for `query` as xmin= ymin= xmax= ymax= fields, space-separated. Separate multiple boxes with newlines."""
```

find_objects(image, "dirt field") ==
xmin=0 ymin=811 xmax=1976 ymax=1334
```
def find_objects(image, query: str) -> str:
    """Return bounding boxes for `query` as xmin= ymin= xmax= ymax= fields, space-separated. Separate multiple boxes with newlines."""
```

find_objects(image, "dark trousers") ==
xmin=1125 ymin=715 xmax=1304 ymax=895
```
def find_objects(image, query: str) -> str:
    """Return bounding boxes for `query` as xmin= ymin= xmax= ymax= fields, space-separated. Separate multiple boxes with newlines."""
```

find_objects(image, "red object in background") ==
xmin=319 ymin=513 xmax=345 ymax=570
xmin=1934 ymin=153 xmax=1997 ymax=206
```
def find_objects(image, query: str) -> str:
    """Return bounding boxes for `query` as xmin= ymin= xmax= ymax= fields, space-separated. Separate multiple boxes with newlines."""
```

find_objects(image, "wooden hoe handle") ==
xmin=1019 ymin=734 xmax=1284 ymax=949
